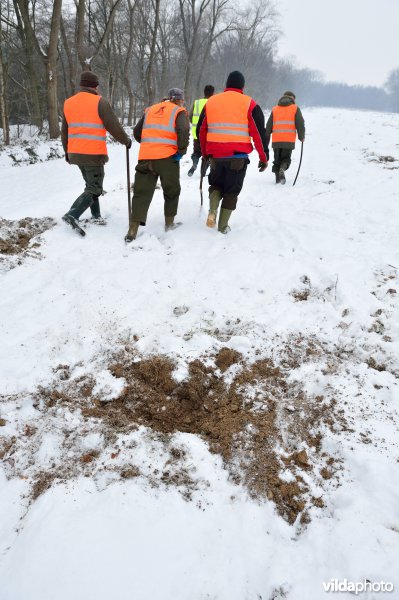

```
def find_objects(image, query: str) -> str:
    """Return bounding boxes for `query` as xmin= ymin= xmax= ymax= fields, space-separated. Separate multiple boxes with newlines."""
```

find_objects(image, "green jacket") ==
xmin=265 ymin=95 xmax=305 ymax=149
xmin=61 ymin=88 xmax=130 ymax=166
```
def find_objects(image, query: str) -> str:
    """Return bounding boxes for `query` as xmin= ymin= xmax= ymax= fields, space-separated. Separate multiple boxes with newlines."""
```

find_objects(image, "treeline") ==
xmin=0 ymin=0 xmax=398 ymax=146
xmin=0 ymin=0 xmax=279 ymax=143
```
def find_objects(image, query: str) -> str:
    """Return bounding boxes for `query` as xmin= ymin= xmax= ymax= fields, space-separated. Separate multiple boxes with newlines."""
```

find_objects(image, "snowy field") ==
xmin=1 ymin=107 xmax=399 ymax=599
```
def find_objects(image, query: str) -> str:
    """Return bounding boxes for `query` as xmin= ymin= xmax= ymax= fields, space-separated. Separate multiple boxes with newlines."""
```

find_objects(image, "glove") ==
xmin=172 ymin=152 xmax=182 ymax=162
xmin=126 ymin=139 xmax=132 ymax=149
xmin=258 ymin=160 xmax=268 ymax=172
xmin=65 ymin=154 xmax=70 ymax=164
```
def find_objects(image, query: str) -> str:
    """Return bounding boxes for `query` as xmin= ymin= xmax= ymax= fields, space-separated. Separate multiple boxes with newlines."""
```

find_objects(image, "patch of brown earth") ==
xmin=0 ymin=217 xmax=55 ymax=270
xmin=2 ymin=342 xmax=344 ymax=524
xmin=59 ymin=351 xmax=339 ymax=524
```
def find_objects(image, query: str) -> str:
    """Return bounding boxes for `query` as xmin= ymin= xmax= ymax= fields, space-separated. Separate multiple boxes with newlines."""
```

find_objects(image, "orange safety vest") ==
xmin=271 ymin=104 xmax=297 ymax=143
xmin=64 ymin=92 xmax=107 ymax=155
xmin=138 ymin=101 xmax=185 ymax=160
xmin=205 ymin=91 xmax=252 ymax=145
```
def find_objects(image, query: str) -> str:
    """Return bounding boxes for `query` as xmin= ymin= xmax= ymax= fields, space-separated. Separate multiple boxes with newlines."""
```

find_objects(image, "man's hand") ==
xmin=258 ymin=160 xmax=268 ymax=172
xmin=172 ymin=152 xmax=182 ymax=162
xmin=126 ymin=139 xmax=132 ymax=149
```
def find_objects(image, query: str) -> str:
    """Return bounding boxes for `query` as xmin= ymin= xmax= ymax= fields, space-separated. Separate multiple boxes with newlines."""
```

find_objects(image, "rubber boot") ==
xmin=125 ymin=220 xmax=140 ymax=243
xmin=165 ymin=216 xmax=182 ymax=231
xmin=206 ymin=189 xmax=221 ymax=228
xmin=218 ymin=208 xmax=232 ymax=234
xmin=188 ymin=155 xmax=200 ymax=176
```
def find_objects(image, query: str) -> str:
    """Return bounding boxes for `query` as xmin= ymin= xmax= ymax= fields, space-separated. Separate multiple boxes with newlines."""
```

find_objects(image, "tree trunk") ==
xmin=46 ymin=0 xmax=63 ymax=138
xmin=0 ymin=28 xmax=10 ymax=145
xmin=145 ymin=0 xmax=161 ymax=106
xmin=13 ymin=0 xmax=42 ymax=129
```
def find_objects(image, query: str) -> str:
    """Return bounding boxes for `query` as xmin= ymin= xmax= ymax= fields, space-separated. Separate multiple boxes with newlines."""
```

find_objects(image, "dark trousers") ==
xmin=68 ymin=165 xmax=104 ymax=219
xmin=272 ymin=148 xmax=292 ymax=173
xmin=208 ymin=158 xmax=249 ymax=210
xmin=191 ymin=139 xmax=201 ymax=169
xmin=131 ymin=156 xmax=180 ymax=224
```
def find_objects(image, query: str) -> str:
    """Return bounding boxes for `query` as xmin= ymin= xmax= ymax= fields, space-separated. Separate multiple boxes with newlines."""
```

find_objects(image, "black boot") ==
xmin=275 ymin=172 xmax=281 ymax=184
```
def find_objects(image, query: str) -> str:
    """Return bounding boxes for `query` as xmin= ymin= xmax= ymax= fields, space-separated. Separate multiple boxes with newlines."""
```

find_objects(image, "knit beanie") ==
xmin=283 ymin=91 xmax=296 ymax=100
xmin=226 ymin=71 xmax=245 ymax=90
xmin=168 ymin=87 xmax=184 ymax=100
xmin=80 ymin=71 xmax=99 ymax=88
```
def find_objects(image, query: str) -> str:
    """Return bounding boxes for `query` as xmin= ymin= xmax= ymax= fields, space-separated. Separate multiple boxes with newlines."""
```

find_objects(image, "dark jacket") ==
xmin=197 ymin=88 xmax=269 ymax=162
xmin=133 ymin=103 xmax=190 ymax=156
xmin=61 ymin=88 xmax=130 ymax=166
xmin=265 ymin=95 xmax=305 ymax=149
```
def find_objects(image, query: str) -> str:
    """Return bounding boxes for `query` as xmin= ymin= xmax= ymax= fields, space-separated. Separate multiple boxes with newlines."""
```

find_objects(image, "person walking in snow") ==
xmin=61 ymin=71 xmax=131 ymax=235
xmin=187 ymin=84 xmax=215 ymax=177
xmin=197 ymin=70 xmax=269 ymax=234
xmin=124 ymin=88 xmax=190 ymax=242
xmin=265 ymin=91 xmax=305 ymax=184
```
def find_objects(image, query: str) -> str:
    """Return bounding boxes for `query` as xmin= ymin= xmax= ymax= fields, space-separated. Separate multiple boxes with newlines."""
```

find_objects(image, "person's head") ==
xmin=168 ymin=87 xmax=185 ymax=106
xmin=283 ymin=91 xmax=296 ymax=101
xmin=204 ymin=85 xmax=215 ymax=99
xmin=80 ymin=70 xmax=99 ymax=90
xmin=225 ymin=71 xmax=245 ymax=90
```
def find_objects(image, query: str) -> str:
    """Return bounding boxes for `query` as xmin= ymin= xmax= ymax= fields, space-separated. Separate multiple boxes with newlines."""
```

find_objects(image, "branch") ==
xmin=90 ymin=0 xmax=123 ymax=66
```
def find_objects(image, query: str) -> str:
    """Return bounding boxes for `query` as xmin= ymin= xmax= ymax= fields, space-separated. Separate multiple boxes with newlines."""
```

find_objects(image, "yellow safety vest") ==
xmin=191 ymin=98 xmax=207 ymax=139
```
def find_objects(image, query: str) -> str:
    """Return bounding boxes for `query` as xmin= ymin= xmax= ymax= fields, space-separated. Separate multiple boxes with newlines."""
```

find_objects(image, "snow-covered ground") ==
xmin=1 ymin=107 xmax=399 ymax=599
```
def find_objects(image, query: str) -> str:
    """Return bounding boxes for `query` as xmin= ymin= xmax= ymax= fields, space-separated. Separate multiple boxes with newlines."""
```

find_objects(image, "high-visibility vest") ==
xmin=271 ymin=104 xmax=297 ymax=143
xmin=191 ymin=98 xmax=207 ymax=139
xmin=205 ymin=91 xmax=252 ymax=145
xmin=138 ymin=101 xmax=185 ymax=160
xmin=64 ymin=92 xmax=107 ymax=155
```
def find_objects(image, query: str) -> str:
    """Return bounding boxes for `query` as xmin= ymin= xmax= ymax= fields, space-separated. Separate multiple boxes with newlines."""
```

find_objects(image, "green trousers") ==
xmin=68 ymin=165 xmax=104 ymax=219
xmin=130 ymin=156 xmax=180 ymax=224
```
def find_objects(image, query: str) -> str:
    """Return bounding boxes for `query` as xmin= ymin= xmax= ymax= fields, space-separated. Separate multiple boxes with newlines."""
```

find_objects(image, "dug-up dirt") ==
xmin=0 ymin=339 xmax=347 ymax=527
xmin=0 ymin=217 xmax=55 ymax=271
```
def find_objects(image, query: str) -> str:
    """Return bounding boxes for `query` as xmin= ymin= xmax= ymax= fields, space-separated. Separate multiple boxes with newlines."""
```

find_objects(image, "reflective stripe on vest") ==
xmin=205 ymin=91 xmax=251 ymax=145
xmin=138 ymin=101 xmax=185 ymax=160
xmin=271 ymin=104 xmax=297 ymax=143
xmin=64 ymin=92 xmax=107 ymax=155
xmin=191 ymin=98 xmax=207 ymax=139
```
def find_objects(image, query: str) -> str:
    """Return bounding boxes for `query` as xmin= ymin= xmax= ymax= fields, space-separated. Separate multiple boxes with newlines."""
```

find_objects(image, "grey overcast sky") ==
xmin=275 ymin=0 xmax=399 ymax=88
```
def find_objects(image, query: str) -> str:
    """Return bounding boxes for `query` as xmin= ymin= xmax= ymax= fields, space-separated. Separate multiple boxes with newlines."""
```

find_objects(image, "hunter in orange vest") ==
xmin=125 ymin=88 xmax=190 ymax=242
xmin=265 ymin=91 xmax=305 ymax=184
xmin=197 ymin=71 xmax=269 ymax=234
xmin=61 ymin=71 xmax=131 ymax=235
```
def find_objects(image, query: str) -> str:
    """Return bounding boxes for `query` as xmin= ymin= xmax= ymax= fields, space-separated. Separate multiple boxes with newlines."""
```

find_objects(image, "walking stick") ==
xmin=126 ymin=146 xmax=131 ymax=220
xmin=293 ymin=141 xmax=304 ymax=187
xmin=199 ymin=157 xmax=209 ymax=206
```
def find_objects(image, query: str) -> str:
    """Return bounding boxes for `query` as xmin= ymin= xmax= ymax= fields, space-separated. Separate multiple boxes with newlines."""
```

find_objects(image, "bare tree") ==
xmin=0 ymin=3 xmax=10 ymax=144
xmin=15 ymin=0 xmax=63 ymax=138
xmin=179 ymin=0 xmax=212 ymax=102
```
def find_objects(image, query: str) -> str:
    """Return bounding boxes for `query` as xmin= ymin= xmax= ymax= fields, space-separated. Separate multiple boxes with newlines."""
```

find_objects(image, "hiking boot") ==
xmin=188 ymin=166 xmax=196 ymax=177
xmin=278 ymin=168 xmax=286 ymax=185
xmin=165 ymin=216 xmax=182 ymax=231
xmin=125 ymin=220 xmax=140 ymax=243
xmin=275 ymin=172 xmax=281 ymax=184
xmin=218 ymin=208 xmax=232 ymax=234
xmin=62 ymin=213 xmax=86 ymax=237
xmin=90 ymin=217 xmax=106 ymax=225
